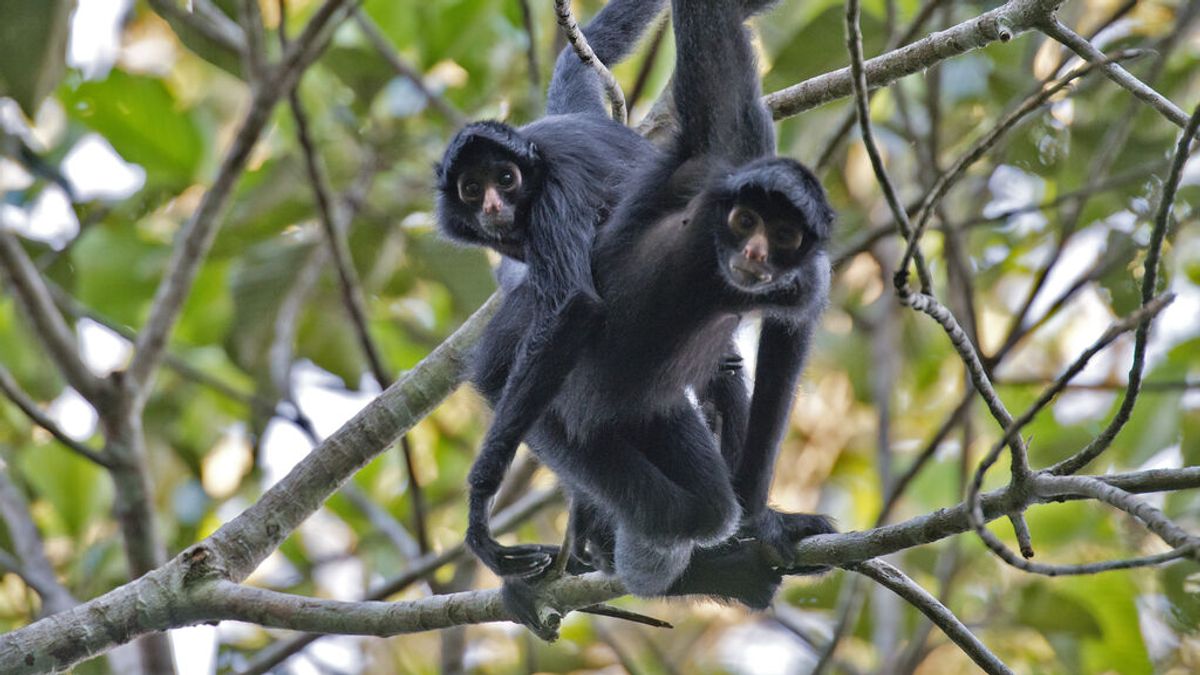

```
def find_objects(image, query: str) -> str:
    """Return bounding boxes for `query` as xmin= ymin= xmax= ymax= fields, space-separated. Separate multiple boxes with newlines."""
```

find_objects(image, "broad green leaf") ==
xmin=60 ymin=69 xmax=205 ymax=189
xmin=18 ymin=442 xmax=112 ymax=539
xmin=225 ymin=237 xmax=320 ymax=377
xmin=0 ymin=0 xmax=73 ymax=116
xmin=70 ymin=220 xmax=169 ymax=326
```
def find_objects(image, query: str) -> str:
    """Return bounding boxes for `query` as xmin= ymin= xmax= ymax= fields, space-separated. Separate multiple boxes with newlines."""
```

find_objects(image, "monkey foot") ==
xmin=468 ymin=534 xmax=555 ymax=579
xmin=740 ymin=509 xmax=836 ymax=574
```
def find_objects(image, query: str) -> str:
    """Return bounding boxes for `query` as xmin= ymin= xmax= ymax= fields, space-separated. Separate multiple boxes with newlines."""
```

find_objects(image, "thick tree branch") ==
xmin=4 ymin=460 xmax=1196 ymax=672
xmin=767 ymin=0 xmax=1065 ymax=119
xmin=235 ymin=487 xmax=561 ymax=675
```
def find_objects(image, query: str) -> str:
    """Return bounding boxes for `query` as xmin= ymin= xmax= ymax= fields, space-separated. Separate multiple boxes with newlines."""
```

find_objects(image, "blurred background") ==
xmin=0 ymin=0 xmax=1198 ymax=673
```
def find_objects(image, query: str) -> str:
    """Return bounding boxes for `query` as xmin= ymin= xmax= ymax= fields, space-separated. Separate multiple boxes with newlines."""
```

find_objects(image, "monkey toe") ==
xmin=494 ymin=546 xmax=555 ymax=578
xmin=737 ymin=509 xmax=835 ymax=572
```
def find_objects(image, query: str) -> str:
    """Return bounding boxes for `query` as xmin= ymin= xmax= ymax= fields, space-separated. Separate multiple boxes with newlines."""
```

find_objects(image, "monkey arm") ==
xmin=546 ymin=0 xmax=669 ymax=117
xmin=734 ymin=317 xmax=814 ymax=516
xmin=671 ymin=0 xmax=773 ymax=163
xmin=729 ymin=316 xmax=835 ymax=568
xmin=465 ymin=290 xmax=601 ymax=577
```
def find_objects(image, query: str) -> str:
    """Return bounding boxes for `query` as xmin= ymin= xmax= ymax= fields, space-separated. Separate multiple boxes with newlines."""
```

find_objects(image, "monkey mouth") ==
xmin=728 ymin=258 xmax=773 ymax=287
xmin=479 ymin=216 xmax=517 ymax=239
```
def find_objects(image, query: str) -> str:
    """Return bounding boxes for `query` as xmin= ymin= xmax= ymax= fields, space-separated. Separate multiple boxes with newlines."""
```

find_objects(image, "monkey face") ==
xmin=456 ymin=159 xmax=525 ymax=237
xmin=719 ymin=199 xmax=809 ymax=292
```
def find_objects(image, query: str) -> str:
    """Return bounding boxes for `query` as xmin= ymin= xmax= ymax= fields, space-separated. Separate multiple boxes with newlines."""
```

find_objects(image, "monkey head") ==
xmin=710 ymin=157 xmax=834 ymax=294
xmin=436 ymin=121 xmax=545 ymax=259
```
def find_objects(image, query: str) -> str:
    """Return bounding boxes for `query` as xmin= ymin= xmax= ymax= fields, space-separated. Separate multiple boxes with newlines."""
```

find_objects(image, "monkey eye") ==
xmin=458 ymin=177 xmax=483 ymax=202
xmin=770 ymin=228 xmax=804 ymax=250
xmin=728 ymin=206 xmax=761 ymax=236
xmin=496 ymin=164 xmax=521 ymax=191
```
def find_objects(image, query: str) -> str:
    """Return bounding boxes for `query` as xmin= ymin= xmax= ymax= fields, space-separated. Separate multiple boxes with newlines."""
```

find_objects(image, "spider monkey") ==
xmin=581 ymin=0 xmax=839 ymax=597
xmin=451 ymin=0 xmax=835 ymax=640
xmin=436 ymin=0 xmax=752 ymax=581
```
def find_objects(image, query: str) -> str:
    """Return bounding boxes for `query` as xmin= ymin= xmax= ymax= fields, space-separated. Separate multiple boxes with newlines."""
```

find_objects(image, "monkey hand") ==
xmin=719 ymin=352 xmax=744 ymax=374
xmin=739 ymin=509 xmax=835 ymax=575
xmin=466 ymin=526 xmax=556 ymax=579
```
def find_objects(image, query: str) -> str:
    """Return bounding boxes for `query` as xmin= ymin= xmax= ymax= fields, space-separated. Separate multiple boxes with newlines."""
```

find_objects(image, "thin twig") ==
xmin=0 ymin=365 xmax=112 ymax=467
xmin=896 ymin=292 xmax=1032 ymax=483
xmin=146 ymin=0 xmax=243 ymax=53
xmin=0 ymin=229 xmax=106 ymax=402
xmin=627 ymin=18 xmax=667 ymax=112
xmin=814 ymin=0 xmax=951 ymax=170
xmin=988 ymin=2 xmax=1199 ymax=368
xmin=517 ymin=0 xmax=541 ymax=104
xmin=1051 ymin=101 xmax=1200 ymax=476
xmin=897 ymin=50 xmax=1146 ymax=297
xmin=353 ymin=11 xmax=468 ymax=126
xmin=966 ymin=296 xmax=1178 ymax=571
xmin=844 ymin=0 xmax=933 ymax=293
xmin=876 ymin=392 xmax=973 ymax=525
xmin=237 ymin=0 xmax=267 ymax=83
xmin=1039 ymin=18 xmax=1190 ymax=128
xmin=553 ymin=0 xmax=627 ymax=123
xmin=850 ymin=559 xmax=1012 ymax=675
xmin=0 ymin=469 xmax=79 ymax=615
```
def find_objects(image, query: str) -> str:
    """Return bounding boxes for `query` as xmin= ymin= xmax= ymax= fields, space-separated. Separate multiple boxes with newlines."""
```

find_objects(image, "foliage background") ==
xmin=0 ymin=0 xmax=1198 ymax=673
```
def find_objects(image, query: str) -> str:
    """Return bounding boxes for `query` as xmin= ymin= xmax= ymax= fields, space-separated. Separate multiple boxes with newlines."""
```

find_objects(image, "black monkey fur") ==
xmin=437 ymin=0 xmax=755 ymax=592
xmin=469 ymin=0 xmax=837 ymax=636
xmin=438 ymin=0 xmax=833 ymax=640
xmin=437 ymin=0 xmax=755 ymax=593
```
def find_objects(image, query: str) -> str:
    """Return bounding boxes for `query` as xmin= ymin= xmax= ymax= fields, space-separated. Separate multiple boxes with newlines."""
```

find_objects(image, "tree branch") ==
xmin=1051 ymin=100 xmax=1200 ymax=476
xmin=0 ymin=365 xmax=112 ymax=467
xmin=353 ymin=11 xmax=468 ymax=126
xmin=0 ymin=469 xmax=78 ymax=615
xmin=1039 ymin=18 xmax=1190 ymax=128
xmin=125 ymin=0 xmax=356 ymax=400
xmin=767 ymin=0 xmax=1065 ymax=119
xmin=0 ymin=229 xmax=106 ymax=402
xmin=554 ymin=0 xmax=627 ymax=123
xmin=849 ymin=559 xmax=1012 ymax=675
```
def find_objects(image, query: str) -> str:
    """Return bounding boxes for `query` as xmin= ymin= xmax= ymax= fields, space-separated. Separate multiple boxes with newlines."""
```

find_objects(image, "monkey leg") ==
xmin=667 ymin=538 xmax=783 ymax=609
xmin=541 ymin=407 xmax=741 ymax=596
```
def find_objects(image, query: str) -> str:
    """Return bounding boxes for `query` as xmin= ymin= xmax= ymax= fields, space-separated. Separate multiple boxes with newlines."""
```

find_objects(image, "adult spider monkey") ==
xmin=437 ymin=0 xmax=752 ymax=580
xmin=456 ymin=0 xmax=837 ymax=639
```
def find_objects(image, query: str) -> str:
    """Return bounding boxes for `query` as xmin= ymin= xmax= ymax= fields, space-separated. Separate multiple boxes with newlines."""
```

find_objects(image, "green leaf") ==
xmin=226 ymin=237 xmax=321 ymax=378
xmin=18 ymin=442 xmax=112 ymax=539
xmin=60 ymin=69 xmax=205 ymax=190
xmin=1015 ymin=582 xmax=1103 ymax=673
xmin=0 ymin=0 xmax=73 ymax=116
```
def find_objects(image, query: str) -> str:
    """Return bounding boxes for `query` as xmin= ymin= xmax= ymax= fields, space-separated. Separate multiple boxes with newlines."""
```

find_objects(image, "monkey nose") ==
xmin=743 ymin=244 xmax=767 ymax=263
